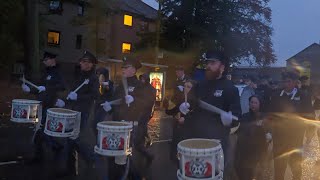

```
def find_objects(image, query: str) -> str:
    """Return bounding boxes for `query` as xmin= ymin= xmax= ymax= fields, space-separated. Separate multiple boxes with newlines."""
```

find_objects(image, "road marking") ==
xmin=0 ymin=161 xmax=18 ymax=166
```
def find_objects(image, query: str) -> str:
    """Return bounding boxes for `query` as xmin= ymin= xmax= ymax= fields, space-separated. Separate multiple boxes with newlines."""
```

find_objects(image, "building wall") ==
xmin=286 ymin=44 xmax=320 ymax=84
xmin=41 ymin=2 xmax=157 ymax=63
xmin=41 ymin=2 xmax=89 ymax=63
xmin=109 ymin=13 xmax=156 ymax=59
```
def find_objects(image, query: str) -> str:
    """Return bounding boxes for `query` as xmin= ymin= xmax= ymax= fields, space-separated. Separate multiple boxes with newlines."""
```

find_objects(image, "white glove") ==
xmin=179 ymin=102 xmax=190 ymax=115
xmin=125 ymin=95 xmax=134 ymax=104
xmin=55 ymin=99 xmax=65 ymax=108
xmin=38 ymin=86 xmax=46 ymax=93
xmin=102 ymin=81 xmax=109 ymax=86
xmin=67 ymin=92 xmax=78 ymax=101
xmin=220 ymin=111 xmax=233 ymax=127
xmin=22 ymin=84 xmax=30 ymax=93
xmin=102 ymin=101 xmax=112 ymax=112
xmin=266 ymin=132 xmax=272 ymax=142
xmin=177 ymin=85 xmax=184 ymax=92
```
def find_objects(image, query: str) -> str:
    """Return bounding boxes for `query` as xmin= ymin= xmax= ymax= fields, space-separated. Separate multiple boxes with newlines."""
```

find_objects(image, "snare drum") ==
xmin=94 ymin=121 xmax=133 ymax=158
xmin=177 ymin=138 xmax=224 ymax=180
xmin=44 ymin=108 xmax=80 ymax=138
xmin=11 ymin=99 xmax=41 ymax=123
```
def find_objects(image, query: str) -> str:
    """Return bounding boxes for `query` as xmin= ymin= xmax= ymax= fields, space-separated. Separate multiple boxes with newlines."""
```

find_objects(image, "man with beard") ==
xmin=181 ymin=51 xmax=241 ymax=170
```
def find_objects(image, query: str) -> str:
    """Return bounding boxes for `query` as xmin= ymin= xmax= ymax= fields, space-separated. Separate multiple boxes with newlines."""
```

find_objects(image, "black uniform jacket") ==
xmin=67 ymin=69 xmax=99 ymax=113
xmin=184 ymin=77 xmax=241 ymax=140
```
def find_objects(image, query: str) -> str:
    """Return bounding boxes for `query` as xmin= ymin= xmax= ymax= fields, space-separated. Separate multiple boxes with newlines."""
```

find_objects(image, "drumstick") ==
xmin=19 ymin=77 xmax=40 ymax=90
xmin=66 ymin=79 xmax=89 ymax=100
xmin=184 ymin=92 xmax=187 ymax=103
xmin=122 ymin=76 xmax=130 ymax=107
xmin=198 ymin=100 xmax=239 ymax=121
xmin=73 ymin=79 xmax=90 ymax=93
xmin=100 ymin=98 xmax=122 ymax=106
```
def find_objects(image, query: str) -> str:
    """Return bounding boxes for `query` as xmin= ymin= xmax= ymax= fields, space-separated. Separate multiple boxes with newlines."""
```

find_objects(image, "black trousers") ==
xmin=273 ymin=132 xmax=304 ymax=180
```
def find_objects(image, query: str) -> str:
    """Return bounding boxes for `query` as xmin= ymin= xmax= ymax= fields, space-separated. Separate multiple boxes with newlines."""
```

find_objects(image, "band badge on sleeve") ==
xmin=128 ymin=86 xmax=135 ymax=92
xmin=214 ymin=90 xmax=223 ymax=97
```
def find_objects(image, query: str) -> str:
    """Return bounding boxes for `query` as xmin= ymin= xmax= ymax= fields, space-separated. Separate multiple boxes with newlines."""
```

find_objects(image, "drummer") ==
xmin=58 ymin=50 xmax=99 ymax=177
xmin=181 ymin=50 xmax=241 ymax=168
xmin=102 ymin=57 xmax=154 ymax=179
xmin=21 ymin=51 xmax=66 ymax=164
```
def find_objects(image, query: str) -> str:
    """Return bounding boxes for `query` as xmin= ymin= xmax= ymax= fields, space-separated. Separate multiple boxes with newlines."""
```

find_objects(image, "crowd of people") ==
xmin=19 ymin=49 xmax=320 ymax=180
xmin=164 ymin=52 xmax=320 ymax=180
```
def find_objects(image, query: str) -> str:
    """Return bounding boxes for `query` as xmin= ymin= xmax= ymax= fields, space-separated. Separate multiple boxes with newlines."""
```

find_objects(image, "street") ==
xmin=1 ymin=110 xmax=320 ymax=180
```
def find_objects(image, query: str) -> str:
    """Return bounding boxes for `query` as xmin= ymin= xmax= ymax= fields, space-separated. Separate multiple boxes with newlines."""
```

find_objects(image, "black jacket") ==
xmin=268 ymin=88 xmax=313 ymax=138
xmin=67 ymin=69 xmax=99 ymax=113
xmin=184 ymin=77 xmax=241 ymax=139
xmin=112 ymin=76 xmax=151 ymax=123
xmin=32 ymin=66 xmax=65 ymax=109
xmin=236 ymin=112 xmax=269 ymax=167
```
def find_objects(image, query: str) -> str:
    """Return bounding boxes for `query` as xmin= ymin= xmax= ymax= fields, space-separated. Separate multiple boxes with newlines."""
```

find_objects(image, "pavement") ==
xmin=1 ymin=110 xmax=320 ymax=180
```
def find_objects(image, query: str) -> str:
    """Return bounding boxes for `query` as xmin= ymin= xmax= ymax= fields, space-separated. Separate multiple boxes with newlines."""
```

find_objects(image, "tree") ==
xmin=160 ymin=0 xmax=276 ymax=66
xmin=0 ymin=0 xmax=25 ymax=71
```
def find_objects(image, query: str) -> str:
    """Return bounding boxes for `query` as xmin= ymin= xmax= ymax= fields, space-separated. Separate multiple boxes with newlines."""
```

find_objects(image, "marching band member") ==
xmin=182 ymin=51 xmax=241 ymax=170
xmin=268 ymin=72 xmax=313 ymax=180
xmin=102 ymin=57 xmax=154 ymax=179
xmin=59 ymin=50 xmax=99 ymax=177
xmin=22 ymin=51 xmax=65 ymax=164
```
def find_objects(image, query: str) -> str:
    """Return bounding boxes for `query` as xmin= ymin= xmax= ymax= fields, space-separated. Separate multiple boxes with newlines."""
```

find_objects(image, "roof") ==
xmin=111 ymin=0 xmax=158 ymax=20
xmin=286 ymin=43 xmax=320 ymax=61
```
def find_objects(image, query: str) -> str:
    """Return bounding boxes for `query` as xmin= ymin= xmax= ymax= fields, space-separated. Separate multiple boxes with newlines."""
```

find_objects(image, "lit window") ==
xmin=122 ymin=43 xmax=131 ymax=53
xmin=124 ymin=15 xmax=132 ymax=26
xmin=47 ymin=30 xmax=60 ymax=45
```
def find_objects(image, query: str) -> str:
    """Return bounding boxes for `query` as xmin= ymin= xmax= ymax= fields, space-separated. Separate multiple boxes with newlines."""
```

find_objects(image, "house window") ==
xmin=76 ymin=35 xmax=82 ymax=49
xmin=122 ymin=43 xmax=131 ymax=53
xmin=47 ymin=30 xmax=60 ymax=46
xmin=78 ymin=4 xmax=84 ymax=16
xmin=49 ymin=1 xmax=63 ymax=14
xmin=124 ymin=15 xmax=132 ymax=26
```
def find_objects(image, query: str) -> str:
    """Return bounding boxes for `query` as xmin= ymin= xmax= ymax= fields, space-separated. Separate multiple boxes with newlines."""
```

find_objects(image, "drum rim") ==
xmin=97 ymin=121 xmax=133 ymax=129
xmin=177 ymin=138 xmax=221 ymax=153
xmin=44 ymin=129 xmax=74 ymax=137
xmin=47 ymin=108 xmax=79 ymax=116
xmin=12 ymin=99 xmax=41 ymax=104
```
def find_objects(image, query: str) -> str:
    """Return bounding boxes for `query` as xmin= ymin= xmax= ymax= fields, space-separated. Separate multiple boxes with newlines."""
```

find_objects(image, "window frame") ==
xmin=123 ymin=14 xmax=133 ymax=27
xmin=122 ymin=42 xmax=132 ymax=53
xmin=49 ymin=0 xmax=63 ymax=14
xmin=77 ymin=3 xmax=84 ymax=16
xmin=47 ymin=30 xmax=61 ymax=46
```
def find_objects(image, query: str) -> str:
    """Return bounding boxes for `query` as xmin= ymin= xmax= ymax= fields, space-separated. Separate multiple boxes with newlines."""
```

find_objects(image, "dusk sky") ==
xmin=143 ymin=0 xmax=320 ymax=66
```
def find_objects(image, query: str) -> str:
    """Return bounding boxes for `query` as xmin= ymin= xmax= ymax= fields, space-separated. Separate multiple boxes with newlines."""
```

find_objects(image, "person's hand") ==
xmin=101 ymin=101 xmax=112 ymax=112
xmin=220 ymin=111 xmax=233 ymax=127
xmin=179 ymin=102 xmax=190 ymax=115
xmin=38 ymin=86 xmax=46 ymax=93
xmin=177 ymin=86 xmax=184 ymax=92
xmin=55 ymin=99 xmax=65 ymax=108
xmin=22 ymin=84 xmax=30 ymax=93
xmin=125 ymin=95 xmax=134 ymax=104
xmin=67 ymin=92 xmax=78 ymax=101
xmin=266 ymin=132 xmax=272 ymax=143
